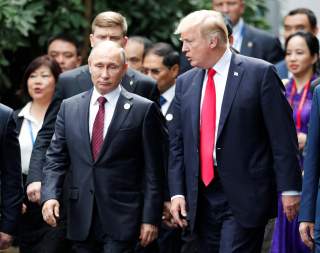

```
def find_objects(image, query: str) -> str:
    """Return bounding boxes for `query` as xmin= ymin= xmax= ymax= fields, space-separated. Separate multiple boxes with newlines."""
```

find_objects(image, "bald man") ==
xmin=41 ymin=41 xmax=166 ymax=253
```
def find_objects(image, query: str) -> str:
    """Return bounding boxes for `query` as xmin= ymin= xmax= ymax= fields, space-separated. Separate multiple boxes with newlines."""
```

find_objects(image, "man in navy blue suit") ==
xmin=212 ymin=0 xmax=284 ymax=64
xmin=299 ymin=84 xmax=320 ymax=251
xmin=169 ymin=10 xmax=302 ymax=253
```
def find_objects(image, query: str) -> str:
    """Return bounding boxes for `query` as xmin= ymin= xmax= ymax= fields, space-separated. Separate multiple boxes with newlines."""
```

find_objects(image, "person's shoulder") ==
xmin=62 ymin=89 xmax=92 ymax=105
xmin=0 ymin=103 xmax=13 ymax=116
xmin=235 ymin=53 xmax=272 ymax=68
xmin=122 ymin=87 xmax=153 ymax=105
xmin=127 ymin=68 xmax=156 ymax=86
xmin=59 ymin=65 xmax=89 ymax=80
xmin=244 ymin=23 xmax=278 ymax=42
xmin=177 ymin=67 xmax=200 ymax=81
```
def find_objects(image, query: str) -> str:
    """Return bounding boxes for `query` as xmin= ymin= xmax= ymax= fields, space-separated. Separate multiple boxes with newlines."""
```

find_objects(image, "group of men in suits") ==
xmin=13 ymin=4 xmax=309 ymax=253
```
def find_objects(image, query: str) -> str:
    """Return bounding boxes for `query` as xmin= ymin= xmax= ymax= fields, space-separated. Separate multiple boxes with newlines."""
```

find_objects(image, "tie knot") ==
xmin=159 ymin=95 xmax=167 ymax=106
xmin=97 ymin=96 xmax=107 ymax=106
xmin=208 ymin=68 xmax=216 ymax=79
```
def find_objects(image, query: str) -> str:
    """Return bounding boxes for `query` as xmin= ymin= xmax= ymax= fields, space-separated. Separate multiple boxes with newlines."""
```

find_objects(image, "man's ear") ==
xmin=209 ymin=36 xmax=218 ymax=49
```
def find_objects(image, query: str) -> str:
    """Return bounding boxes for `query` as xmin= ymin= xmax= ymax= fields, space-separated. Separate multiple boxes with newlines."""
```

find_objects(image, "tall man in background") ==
xmin=212 ymin=0 xmax=284 ymax=64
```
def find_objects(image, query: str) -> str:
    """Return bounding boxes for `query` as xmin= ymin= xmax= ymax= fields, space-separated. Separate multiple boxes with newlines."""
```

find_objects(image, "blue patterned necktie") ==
xmin=159 ymin=95 xmax=167 ymax=107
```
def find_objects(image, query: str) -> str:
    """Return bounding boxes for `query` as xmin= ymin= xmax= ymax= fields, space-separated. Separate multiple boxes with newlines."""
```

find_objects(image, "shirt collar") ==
xmin=91 ymin=85 xmax=121 ymax=107
xmin=18 ymin=102 xmax=38 ymax=123
xmin=161 ymin=84 xmax=176 ymax=103
xmin=211 ymin=48 xmax=232 ymax=76
xmin=233 ymin=18 xmax=244 ymax=38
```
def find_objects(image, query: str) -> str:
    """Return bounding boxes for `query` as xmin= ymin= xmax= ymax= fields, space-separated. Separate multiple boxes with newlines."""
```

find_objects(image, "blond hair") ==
xmin=91 ymin=11 xmax=128 ymax=35
xmin=175 ymin=10 xmax=228 ymax=45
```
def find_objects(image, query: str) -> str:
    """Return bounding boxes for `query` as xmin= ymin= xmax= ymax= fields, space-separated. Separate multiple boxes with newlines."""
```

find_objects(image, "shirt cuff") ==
xmin=281 ymin=191 xmax=301 ymax=196
xmin=171 ymin=195 xmax=185 ymax=201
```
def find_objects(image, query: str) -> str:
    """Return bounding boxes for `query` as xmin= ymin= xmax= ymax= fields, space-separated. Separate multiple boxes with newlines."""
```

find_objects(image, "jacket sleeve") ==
xmin=0 ymin=110 xmax=23 ymax=235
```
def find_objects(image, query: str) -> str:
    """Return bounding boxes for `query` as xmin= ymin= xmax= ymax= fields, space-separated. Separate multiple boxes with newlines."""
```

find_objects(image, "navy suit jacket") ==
xmin=275 ymin=60 xmax=289 ymax=80
xmin=27 ymin=66 xmax=159 ymax=185
xmin=41 ymin=88 xmax=166 ymax=241
xmin=299 ymin=85 xmax=320 ymax=227
xmin=168 ymin=52 xmax=301 ymax=232
xmin=0 ymin=104 xmax=23 ymax=235
xmin=240 ymin=24 xmax=284 ymax=64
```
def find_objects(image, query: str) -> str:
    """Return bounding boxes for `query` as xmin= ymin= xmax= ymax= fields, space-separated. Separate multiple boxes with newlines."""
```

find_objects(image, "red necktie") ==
xmin=200 ymin=69 xmax=216 ymax=186
xmin=92 ymin=96 xmax=107 ymax=161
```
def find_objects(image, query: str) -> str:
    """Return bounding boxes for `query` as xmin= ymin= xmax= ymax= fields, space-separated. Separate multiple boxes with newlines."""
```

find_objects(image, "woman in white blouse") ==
xmin=14 ymin=55 xmax=69 ymax=253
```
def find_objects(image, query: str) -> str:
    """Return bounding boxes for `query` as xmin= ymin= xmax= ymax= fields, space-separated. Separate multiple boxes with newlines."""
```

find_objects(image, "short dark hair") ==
xmin=128 ymin=36 xmax=153 ymax=57
xmin=285 ymin=31 xmax=320 ymax=74
xmin=20 ymin=55 xmax=62 ymax=101
xmin=47 ymin=33 xmax=81 ymax=56
xmin=145 ymin=42 xmax=180 ymax=69
xmin=287 ymin=8 xmax=317 ymax=30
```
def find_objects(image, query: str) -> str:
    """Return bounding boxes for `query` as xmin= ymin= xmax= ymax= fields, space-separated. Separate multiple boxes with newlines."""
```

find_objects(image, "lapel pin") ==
xmin=234 ymin=72 xmax=238 ymax=76
xmin=129 ymin=80 xmax=134 ymax=86
xmin=124 ymin=103 xmax=131 ymax=110
xmin=247 ymin=41 xmax=253 ymax=48
xmin=166 ymin=113 xmax=173 ymax=121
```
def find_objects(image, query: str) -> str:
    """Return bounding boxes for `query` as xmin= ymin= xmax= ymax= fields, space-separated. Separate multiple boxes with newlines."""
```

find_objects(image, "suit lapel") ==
xmin=240 ymin=25 xmax=254 ymax=56
xmin=95 ymin=88 xmax=133 ymax=162
xmin=217 ymin=54 xmax=243 ymax=140
xmin=188 ymin=69 xmax=205 ymax=146
xmin=121 ymin=69 xmax=136 ymax=93
xmin=78 ymin=89 xmax=93 ymax=162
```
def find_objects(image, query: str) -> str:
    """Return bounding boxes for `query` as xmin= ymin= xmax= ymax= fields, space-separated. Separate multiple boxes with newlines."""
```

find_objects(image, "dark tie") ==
xmin=159 ymin=95 xmax=167 ymax=107
xmin=200 ymin=69 xmax=216 ymax=186
xmin=91 ymin=96 xmax=107 ymax=161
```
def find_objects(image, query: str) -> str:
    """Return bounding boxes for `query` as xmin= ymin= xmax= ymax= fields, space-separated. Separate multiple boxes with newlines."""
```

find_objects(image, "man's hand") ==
xmin=282 ymin=195 xmax=300 ymax=222
xmin=0 ymin=232 xmax=13 ymax=250
xmin=26 ymin=181 xmax=41 ymax=204
xmin=170 ymin=197 xmax=188 ymax=228
xmin=139 ymin=224 xmax=158 ymax=247
xmin=299 ymin=222 xmax=314 ymax=249
xmin=162 ymin=201 xmax=177 ymax=228
xmin=42 ymin=199 xmax=60 ymax=227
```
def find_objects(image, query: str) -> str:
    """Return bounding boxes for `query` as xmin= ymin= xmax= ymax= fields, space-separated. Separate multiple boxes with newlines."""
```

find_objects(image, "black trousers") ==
xmin=72 ymin=201 xmax=135 ymax=253
xmin=196 ymin=178 xmax=266 ymax=253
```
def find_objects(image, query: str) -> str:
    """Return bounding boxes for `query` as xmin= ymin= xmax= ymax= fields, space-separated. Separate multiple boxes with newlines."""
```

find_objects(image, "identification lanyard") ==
xmin=27 ymin=119 xmax=35 ymax=146
xmin=289 ymin=79 xmax=311 ymax=131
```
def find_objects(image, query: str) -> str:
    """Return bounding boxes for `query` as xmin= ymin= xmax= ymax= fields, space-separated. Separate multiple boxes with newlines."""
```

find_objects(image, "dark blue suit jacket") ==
xmin=240 ymin=24 xmax=284 ymax=64
xmin=168 ymin=52 xmax=301 ymax=232
xmin=275 ymin=60 xmax=289 ymax=80
xmin=299 ymin=85 xmax=320 ymax=227
xmin=41 ymin=88 xmax=166 ymax=241
xmin=0 ymin=104 xmax=23 ymax=235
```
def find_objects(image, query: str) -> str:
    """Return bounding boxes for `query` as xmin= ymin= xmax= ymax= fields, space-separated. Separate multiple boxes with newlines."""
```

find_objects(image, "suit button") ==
xmin=216 ymin=147 xmax=221 ymax=150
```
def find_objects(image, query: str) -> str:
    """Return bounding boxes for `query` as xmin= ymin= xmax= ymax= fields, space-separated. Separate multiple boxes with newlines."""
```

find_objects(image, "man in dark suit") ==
xmin=169 ymin=10 xmax=302 ymax=253
xmin=299 ymin=85 xmax=320 ymax=251
xmin=26 ymin=11 xmax=158 ymax=202
xmin=275 ymin=8 xmax=318 ymax=79
xmin=0 ymin=104 xmax=23 ymax=250
xmin=143 ymin=42 xmax=183 ymax=253
xmin=41 ymin=41 xmax=166 ymax=253
xmin=212 ymin=0 xmax=284 ymax=64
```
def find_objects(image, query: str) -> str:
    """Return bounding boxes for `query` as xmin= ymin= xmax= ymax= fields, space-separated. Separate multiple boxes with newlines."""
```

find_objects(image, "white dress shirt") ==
xmin=232 ymin=18 xmax=244 ymax=52
xmin=201 ymin=48 xmax=232 ymax=162
xmin=18 ymin=102 xmax=43 ymax=175
xmin=161 ymin=84 xmax=176 ymax=115
xmin=89 ymin=86 xmax=121 ymax=140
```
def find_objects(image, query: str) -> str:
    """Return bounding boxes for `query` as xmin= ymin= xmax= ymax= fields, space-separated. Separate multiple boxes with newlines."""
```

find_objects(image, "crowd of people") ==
xmin=0 ymin=0 xmax=320 ymax=253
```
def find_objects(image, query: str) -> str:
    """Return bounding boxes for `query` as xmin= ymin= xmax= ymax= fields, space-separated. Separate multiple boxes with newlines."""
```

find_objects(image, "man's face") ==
xmin=125 ymin=40 xmax=144 ymax=72
xmin=143 ymin=53 xmax=177 ymax=93
xmin=48 ymin=40 xmax=81 ymax=72
xmin=181 ymin=27 xmax=213 ymax=69
xmin=284 ymin=14 xmax=315 ymax=41
xmin=212 ymin=0 xmax=244 ymax=25
xmin=90 ymin=26 xmax=127 ymax=48
xmin=89 ymin=49 xmax=127 ymax=95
